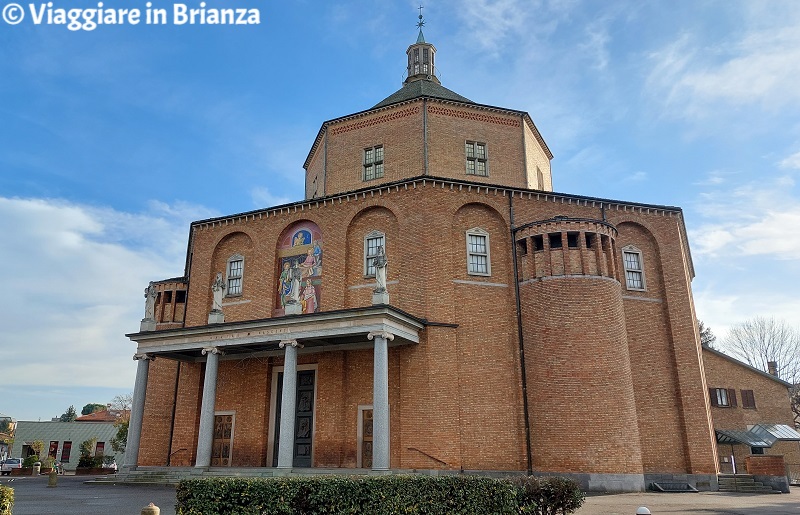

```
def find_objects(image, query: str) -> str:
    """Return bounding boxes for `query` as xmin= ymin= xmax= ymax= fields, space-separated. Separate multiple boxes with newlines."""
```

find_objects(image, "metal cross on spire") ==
xmin=417 ymin=5 xmax=425 ymax=29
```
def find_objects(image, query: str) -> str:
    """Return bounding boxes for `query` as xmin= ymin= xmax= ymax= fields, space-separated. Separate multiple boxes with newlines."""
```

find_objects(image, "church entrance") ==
xmin=211 ymin=412 xmax=234 ymax=466
xmin=272 ymin=369 xmax=316 ymax=467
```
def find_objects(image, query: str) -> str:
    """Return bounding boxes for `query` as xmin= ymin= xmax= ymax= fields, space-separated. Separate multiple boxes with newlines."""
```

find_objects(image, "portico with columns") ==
xmin=125 ymin=306 xmax=424 ymax=471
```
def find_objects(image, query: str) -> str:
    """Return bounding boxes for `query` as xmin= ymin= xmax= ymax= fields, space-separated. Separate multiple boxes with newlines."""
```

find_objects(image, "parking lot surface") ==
xmin=4 ymin=474 xmax=800 ymax=514
xmin=1 ymin=474 xmax=176 ymax=515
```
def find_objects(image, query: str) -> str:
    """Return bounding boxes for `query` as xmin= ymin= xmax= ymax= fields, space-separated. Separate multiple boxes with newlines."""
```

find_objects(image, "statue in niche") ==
xmin=373 ymin=246 xmax=387 ymax=293
xmin=211 ymin=272 xmax=225 ymax=312
xmin=288 ymin=263 xmax=302 ymax=305
xmin=143 ymin=281 xmax=157 ymax=320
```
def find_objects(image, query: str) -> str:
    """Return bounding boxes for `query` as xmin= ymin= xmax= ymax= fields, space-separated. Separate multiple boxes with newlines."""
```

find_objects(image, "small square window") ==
xmin=709 ymin=387 xmax=737 ymax=408
xmin=549 ymin=233 xmax=562 ymax=249
xmin=567 ymin=232 xmax=579 ymax=248
xmin=533 ymin=235 xmax=544 ymax=251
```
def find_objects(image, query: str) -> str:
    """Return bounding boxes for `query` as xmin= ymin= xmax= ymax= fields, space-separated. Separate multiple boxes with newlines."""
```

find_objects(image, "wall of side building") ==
xmin=703 ymin=348 xmax=800 ymax=474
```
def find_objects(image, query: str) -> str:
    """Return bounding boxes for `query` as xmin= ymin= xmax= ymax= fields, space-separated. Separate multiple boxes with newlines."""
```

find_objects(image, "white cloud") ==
xmin=451 ymin=0 xmax=533 ymax=54
xmin=780 ymin=150 xmax=800 ymax=170
xmin=690 ymin=183 xmax=800 ymax=259
xmin=0 ymin=197 xmax=204 ymax=388
xmin=647 ymin=18 xmax=800 ymax=119
xmin=251 ymin=187 xmax=292 ymax=208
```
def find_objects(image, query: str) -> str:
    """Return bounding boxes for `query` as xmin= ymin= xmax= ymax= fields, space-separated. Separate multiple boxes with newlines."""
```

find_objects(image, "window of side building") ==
xmin=364 ymin=231 xmax=385 ymax=277
xmin=709 ymin=387 xmax=737 ymax=407
xmin=741 ymin=389 xmax=756 ymax=409
xmin=465 ymin=141 xmax=488 ymax=177
xmin=227 ymin=254 xmax=244 ymax=296
xmin=466 ymin=228 xmax=491 ymax=276
xmin=363 ymin=145 xmax=384 ymax=181
xmin=621 ymin=245 xmax=646 ymax=291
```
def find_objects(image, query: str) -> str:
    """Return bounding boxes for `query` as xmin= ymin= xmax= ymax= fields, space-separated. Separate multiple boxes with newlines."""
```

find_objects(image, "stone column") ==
xmin=124 ymin=353 xmax=154 ymax=469
xmin=195 ymin=347 xmax=223 ymax=468
xmin=368 ymin=331 xmax=394 ymax=470
xmin=277 ymin=340 xmax=303 ymax=469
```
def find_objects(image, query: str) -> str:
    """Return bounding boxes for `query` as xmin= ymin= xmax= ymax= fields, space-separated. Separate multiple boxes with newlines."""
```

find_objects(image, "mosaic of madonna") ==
xmin=275 ymin=222 xmax=322 ymax=316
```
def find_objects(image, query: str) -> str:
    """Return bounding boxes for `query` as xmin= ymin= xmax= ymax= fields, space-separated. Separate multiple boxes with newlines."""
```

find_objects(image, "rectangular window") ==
xmin=549 ymin=233 xmax=562 ymax=249
xmin=623 ymin=250 xmax=645 ymax=290
xmin=175 ymin=290 xmax=187 ymax=303
xmin=533 ymin=235 xmax=544 ymax=251
xmin=465 ymin=141 xmax=488 ymax=176
xmin=164 ymin=291 xmax=173 ymax=303
xmin=363 ymin=145 xmax=384 ymax=181
xmin=227 ymin=258 xmax=243 ymax=295
xmin=48 ymin=441 xmax=58 ymax=459
xmin=95 ymin=442 xmax=105 ymax=456
xmin=709 ymin=388 xmax=737 ymax=408
xmin=585 ymin=233 xmax=594 ymax=249
xmin=567 ymin=232 xmax=579 ymax=248
xmin=61 ymin=441 xmax=72 ymax=463
xmin=365 ymin=235 xmax=385 ymax=276
xmin=467 ymin=231 xmax=491 ymax=276
xmin=741 ymin=389 xmax=756 ymax=409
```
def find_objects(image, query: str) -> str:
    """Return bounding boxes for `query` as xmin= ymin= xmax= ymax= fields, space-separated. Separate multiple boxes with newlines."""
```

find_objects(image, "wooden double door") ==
xmin=272 ymin=370 xmax=315 ymax=467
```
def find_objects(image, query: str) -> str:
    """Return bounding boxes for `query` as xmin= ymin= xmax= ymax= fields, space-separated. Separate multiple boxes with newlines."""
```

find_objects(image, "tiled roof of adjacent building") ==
xmin=74 ymin=410 xmax=128 ymax=422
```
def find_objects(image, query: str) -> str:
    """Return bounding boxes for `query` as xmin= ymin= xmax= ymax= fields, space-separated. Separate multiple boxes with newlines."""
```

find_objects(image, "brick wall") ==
xmin=745 ymin=454 xmax=786 ymax=476
xmin=137 ymin=180 xmax=716 ymax=476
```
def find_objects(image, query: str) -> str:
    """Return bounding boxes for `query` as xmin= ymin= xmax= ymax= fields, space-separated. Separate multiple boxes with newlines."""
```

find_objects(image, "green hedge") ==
xmin=176 ymin=474 xmax=585 ymax=514
xmin=0 ymin=485 xmax=13 ymax=515
xmin=176 ymin=475 xmax=524 ymax=514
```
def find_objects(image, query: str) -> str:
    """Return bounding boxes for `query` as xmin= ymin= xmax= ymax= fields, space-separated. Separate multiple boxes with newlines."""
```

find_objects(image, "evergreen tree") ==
xmin=59 ymin=405 xmax=77 ymax=422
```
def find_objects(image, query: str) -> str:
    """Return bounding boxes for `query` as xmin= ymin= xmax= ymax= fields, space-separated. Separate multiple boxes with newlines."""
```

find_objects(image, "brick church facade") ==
xmin=124 ymin=26 xmax=720 ymax=491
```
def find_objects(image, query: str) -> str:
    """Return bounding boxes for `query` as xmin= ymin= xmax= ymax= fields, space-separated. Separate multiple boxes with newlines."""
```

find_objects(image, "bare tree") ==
xmin=723 ymin=317 xmax=800 ymax=427
xmin=109 ymin=393 xmax=133 ymax=419
xmin=724 ymin=317 xmax=800 ymax=383
xmin=109 ymin=392 xmax=133 ymax=454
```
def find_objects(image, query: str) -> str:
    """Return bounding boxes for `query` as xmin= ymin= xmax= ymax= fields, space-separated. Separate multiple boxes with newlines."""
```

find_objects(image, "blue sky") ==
xmin=1 ymin=0 xmax=799 ymax=422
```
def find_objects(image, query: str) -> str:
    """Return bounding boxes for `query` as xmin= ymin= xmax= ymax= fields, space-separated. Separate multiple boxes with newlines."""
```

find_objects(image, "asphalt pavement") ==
xmin=4 ymin=473 xmax=800 ymax=514
xmin=1 ymin=474 xmax=176 ymax=515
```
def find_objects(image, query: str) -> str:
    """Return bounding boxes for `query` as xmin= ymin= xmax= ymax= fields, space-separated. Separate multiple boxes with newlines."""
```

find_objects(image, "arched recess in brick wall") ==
xmin=449 ymin=202 xmax=523 ymax=470
xmin=209 ymin=231 xmax=255 ymax=310
xmin=615 ymin=221 xmax=665 ymax=299
xmin=344 ymin=206 xmax=399 ymax=309
xmin=451 ymin=202 xmax=510 ymax=281
xmin=274 ymin=220 xmax=324 ymax=316
xmin=616 ymin=220 xmax=690 ymax=473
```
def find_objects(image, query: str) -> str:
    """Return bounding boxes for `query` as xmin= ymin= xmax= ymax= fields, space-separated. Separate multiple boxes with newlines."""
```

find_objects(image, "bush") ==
xmin=77 ymin=456 xmax=104 ymax=468
xmin=0 ymin=485 xmax=12 ymax=515
xmin=22 ymin=455 xmax=39 ymax=468
xmin=176 ymin=475 xmax=522 ymax=514
xmin=512 ymin=476 xmax=585 ymax=515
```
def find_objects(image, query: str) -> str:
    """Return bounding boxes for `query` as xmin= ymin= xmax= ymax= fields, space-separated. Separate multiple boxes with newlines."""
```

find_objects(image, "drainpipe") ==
xmin=509 ymin=191 xmax=533 ymax=475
